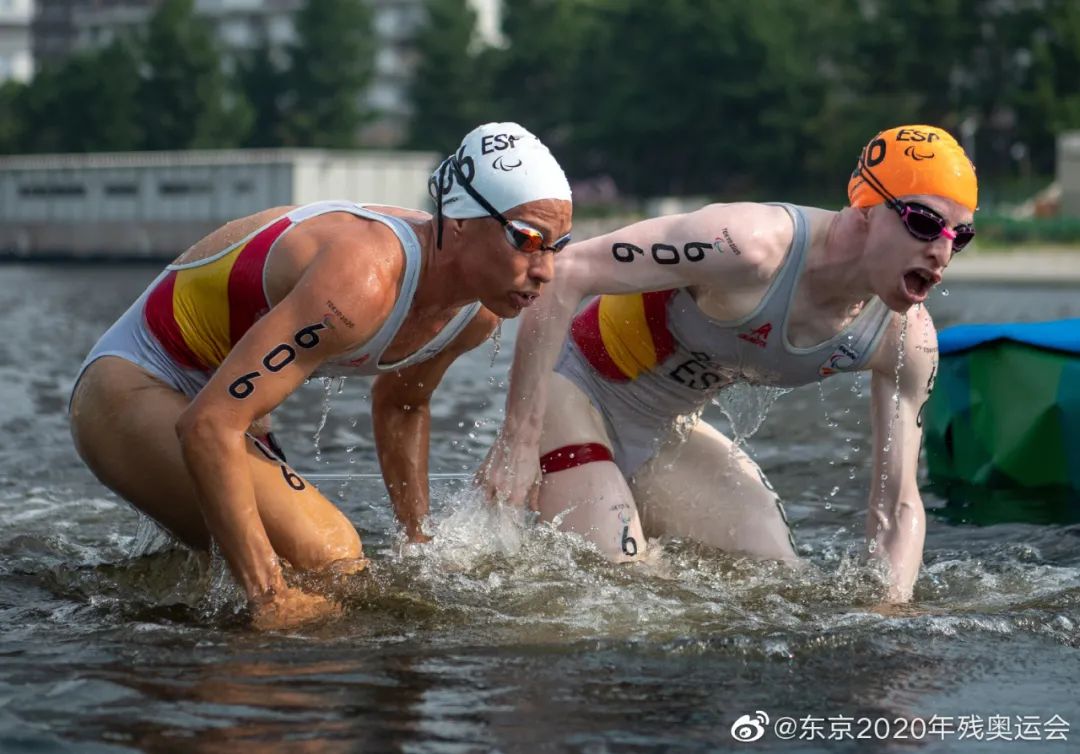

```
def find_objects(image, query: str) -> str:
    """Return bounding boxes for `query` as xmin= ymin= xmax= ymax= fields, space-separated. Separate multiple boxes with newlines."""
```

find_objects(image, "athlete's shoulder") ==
xmin=278 ymin=210 xmax=407 ymax=312
xmin=868 ymin=305 xmax=939 ymax=378
xmin=685 ymin=200 xmax=789 ymax=226
xmin=302 ymin=208 xmax=410 ymax=267
xmin=681 ymin=202 xmax=796 ymax=279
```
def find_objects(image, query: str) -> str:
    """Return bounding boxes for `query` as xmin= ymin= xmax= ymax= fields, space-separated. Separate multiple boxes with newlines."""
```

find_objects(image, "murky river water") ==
xmin=1 ymin=264 xmax=1078 ymax=753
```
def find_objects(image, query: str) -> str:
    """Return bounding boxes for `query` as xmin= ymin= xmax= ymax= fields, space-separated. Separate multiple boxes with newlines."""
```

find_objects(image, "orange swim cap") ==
xmin=847 ymin=125 xmax=977 ymax=212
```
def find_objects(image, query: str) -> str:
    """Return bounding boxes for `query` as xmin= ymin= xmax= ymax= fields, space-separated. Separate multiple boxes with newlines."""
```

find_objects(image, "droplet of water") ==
xmin=312 ymin=378 xmax=334 ymax=463
xmin=489 ymin=320 xmax=503 ymax=367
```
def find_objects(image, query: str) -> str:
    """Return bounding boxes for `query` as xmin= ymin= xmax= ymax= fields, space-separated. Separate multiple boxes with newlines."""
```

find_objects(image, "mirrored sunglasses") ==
xmin=504 ymin=220 xmax=572 ymax=254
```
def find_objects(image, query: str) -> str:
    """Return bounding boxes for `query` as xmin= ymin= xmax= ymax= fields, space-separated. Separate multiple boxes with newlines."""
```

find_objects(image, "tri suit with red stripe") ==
xmin=71 ymin=201 xmax=481 ymax=403
xmin=554 ymin=203 xmax=891 ymax=477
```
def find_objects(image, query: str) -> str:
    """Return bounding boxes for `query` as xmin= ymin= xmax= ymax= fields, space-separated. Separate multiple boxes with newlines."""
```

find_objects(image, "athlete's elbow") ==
xmin=870 ymin=496 xmax=926 ymax=548
xmin=175 ymin=406 xmax=234 ymax=456
xmin=892 ymin=494 xmax=926 ymax=527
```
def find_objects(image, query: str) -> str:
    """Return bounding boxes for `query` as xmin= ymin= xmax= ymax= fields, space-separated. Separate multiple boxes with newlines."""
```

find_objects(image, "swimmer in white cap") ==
xmin=69 ymin=122 xmax=572 ymax=630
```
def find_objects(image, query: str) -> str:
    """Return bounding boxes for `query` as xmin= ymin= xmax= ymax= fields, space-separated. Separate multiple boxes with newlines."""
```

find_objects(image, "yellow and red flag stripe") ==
xmin=144 ymin=216 xmax=293 ymax=371
xmin=570 ymin=290 xmax=677 ymax=382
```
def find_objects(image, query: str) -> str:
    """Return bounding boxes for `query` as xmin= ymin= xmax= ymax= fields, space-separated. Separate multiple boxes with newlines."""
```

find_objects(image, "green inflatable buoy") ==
xmin=924 ymin=318 xmax=1080 ymax=524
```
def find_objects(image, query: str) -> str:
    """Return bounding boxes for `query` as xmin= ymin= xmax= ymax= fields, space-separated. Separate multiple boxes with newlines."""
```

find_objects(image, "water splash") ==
xmin=489 ymin=320 xmax=503 ymax=367
xmin=672 ymin=405 xmax=705 ymax=443
xmin=712 ymin=382 xmax=791 ymax=444
xmin=128 ymin=515 xmax=174 ymax=558
xmin=312 ymin=378 xmax=336 ymax=464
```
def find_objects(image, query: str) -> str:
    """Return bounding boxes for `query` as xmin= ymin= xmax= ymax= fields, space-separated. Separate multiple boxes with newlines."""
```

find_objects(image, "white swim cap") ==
xmin=428 ymin=122 xmax=572 ymax=220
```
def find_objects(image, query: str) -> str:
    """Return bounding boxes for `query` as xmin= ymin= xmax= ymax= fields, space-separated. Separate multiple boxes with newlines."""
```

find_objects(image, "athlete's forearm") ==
xmin=502 ymin=278 xmax=581 ymax=445
xmin=176 ymin=414 xmax=284 ymax=600
xmin=866 ymin=332 xmax=934 ymax=603
xmin=374 ymin=398 xmax=432 ymax=540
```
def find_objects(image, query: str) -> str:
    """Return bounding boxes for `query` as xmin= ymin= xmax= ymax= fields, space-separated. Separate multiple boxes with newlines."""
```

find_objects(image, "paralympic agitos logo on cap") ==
xmin=897 ymin=128 xmax=938 ymax=161
xmin=904 ymin=145 xmax=935 ymax=160
xmin=493 ymin=156 xmax=522 ymax=171
xmin=483 ymin=132 xmax=527 ymax=171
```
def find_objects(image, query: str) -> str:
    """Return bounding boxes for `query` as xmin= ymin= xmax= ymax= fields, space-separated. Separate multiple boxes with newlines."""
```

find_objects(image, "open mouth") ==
xmin=903 ymin=269 xmax=937 ymax=302
xmin=510 ymin=291 xmax=538 ymax=309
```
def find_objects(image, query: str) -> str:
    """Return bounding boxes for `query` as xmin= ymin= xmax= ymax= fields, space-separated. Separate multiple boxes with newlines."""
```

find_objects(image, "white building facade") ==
xmin=0 ymin=0 xmax=34 ymax=82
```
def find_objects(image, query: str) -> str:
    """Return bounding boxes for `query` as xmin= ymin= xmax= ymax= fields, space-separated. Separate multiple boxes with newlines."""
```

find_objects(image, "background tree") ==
xmin=553 ymin=1 xmax=831 ymax=199
xmin=1014 ymin=0 xmax=1080 ymax=177
xmin=406 ymin=0 xmax=488 ymax=152
xmin=64 ymin=41 xmax=144 ymax=152
xmin=236 ymin=33 xmax=290 ymax=148
xmin=138 ymin=0 xmax=251 ymax=150
xmin=282 ymin=0 xmax=376 ymax=147
xmin=2 ymin=0 xmax=1078 ymax=204
xmin=3 ymin=41 xmax=142 ymax=154
xmin=0 ymin=80 xmax=26 ymax=153
xmin=484 ymin=0 xmax=585 ymax=142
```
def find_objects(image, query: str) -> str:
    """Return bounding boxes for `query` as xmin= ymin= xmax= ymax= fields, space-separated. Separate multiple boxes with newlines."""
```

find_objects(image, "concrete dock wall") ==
xmin=0 ymin=148 xmax=438 ymax=260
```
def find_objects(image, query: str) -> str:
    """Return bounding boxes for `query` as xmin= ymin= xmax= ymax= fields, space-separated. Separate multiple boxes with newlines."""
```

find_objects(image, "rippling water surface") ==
xmin=1 ymin=264 xmax=1078 ymax=753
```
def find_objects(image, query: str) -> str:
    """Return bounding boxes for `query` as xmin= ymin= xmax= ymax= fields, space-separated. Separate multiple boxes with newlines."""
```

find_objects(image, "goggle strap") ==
xmin=451 ymin=160 xmax=511 ymax=226
xmin=435 ymin=160 xmax=448 ymax=250
xmin=857 ymin=156 xmax=901 ymax=209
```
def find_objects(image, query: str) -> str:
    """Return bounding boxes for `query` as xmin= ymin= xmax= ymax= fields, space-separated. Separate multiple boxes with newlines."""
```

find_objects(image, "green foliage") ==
xmin=485 ymin=0 xmax=585 ymax=137
xmin=971 ymin=214 xmax=1080 ymax=247
xmin=2 ymin=41 xmax=142 ymax=153
xmin=486 ymin=1 xmax=838 ymax=198
xmin=139 ymin=0 xmax=251 ymax=150
xmin=4 ymin=0 xmax=1080 ymax=206
xmin=406 ymin=0 xmax=488 ymax=152
xmin=236 ymin=35 xmax=290 ymax=148
xmin=282 ymin=0 xmax=376 ymax=148
xmin=0 ymin=81 xmax=21 ymax=152
xmin=78 ymin=42 xmax=144 ymax=151
xmin=1014 ymin=0 xmax=1080 ymax=174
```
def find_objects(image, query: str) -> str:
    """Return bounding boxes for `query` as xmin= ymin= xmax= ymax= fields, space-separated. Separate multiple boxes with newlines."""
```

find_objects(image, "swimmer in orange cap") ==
xmin=70 ymin=122 xmax=572 ymax=630
xmin=481 ymin=124 xmax=976 ymax=604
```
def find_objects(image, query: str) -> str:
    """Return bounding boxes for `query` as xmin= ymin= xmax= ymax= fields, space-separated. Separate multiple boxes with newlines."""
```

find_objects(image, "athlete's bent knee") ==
xmin=291 ymin=521 xmax=364 ymax=572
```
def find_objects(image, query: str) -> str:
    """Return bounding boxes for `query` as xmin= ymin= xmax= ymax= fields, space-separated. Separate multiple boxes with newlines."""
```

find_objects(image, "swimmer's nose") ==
xmin=529 ymin=249 xmax=555 ymax=285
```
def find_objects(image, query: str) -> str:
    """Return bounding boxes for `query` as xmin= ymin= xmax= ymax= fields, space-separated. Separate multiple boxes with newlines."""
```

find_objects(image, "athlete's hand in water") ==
xmin=406 ymin=530 xmax=433 ymax=544
xmin=476 ymin=434 xmax=541 ymax=511
xmin=250 ymin=585 xmax=341 ymax=631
